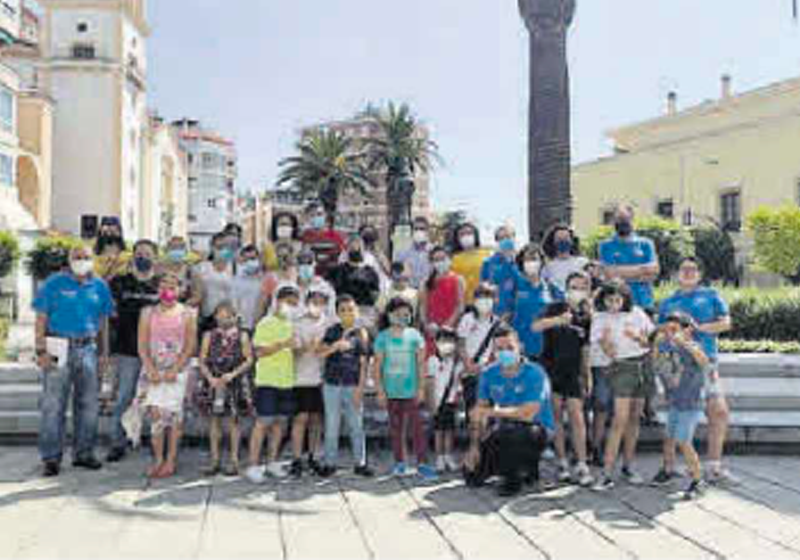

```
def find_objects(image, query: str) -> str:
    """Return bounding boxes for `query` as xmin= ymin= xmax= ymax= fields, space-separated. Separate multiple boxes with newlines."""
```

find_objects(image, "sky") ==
xmin=146 ymin=0 xmax=800 ymax=237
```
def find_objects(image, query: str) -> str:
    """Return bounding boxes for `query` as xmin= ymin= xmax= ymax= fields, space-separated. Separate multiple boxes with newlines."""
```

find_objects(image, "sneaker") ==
xmin=106 ymin=447 xmax=127 ymax=463
xmin=307 ymin=457 xmax=323 ymax=476
xmin=706 ymin=467 xmax=741 ymax=487
xmin=541 ymin=448 xmax=556 ymax=461
xmin=317 ymin=465 xmax=337 ymax=478
xmin=417 ymin=464 xmax=439 ymax=481
xmin=592 ymin=475 xmax=615 ymax=492
xmin=435 ymin=456 xmax=446 ymax=473
xmin=557 ymin=465 xmax=572 ymax=484
xmin=265 ymin=462 xmax=287 ymax=479
xmin=651 ymin=469 xmax=678 ymax=487
xmin=73 ymin=456 xmax=102 ymax=471
xmin=353 ymin=464 xmax=375 ymax=478
xmin=289 ymin=459 xmax=304 ymax=478
xmin=444 ymin=455 xmax=460 ymax=472
xmin=43 ymin=461 xmax=60 ymax=477
xmin=497 ymin=477 xmax=522 ymax=497
xmin=684 ymin=479 xmax=707 ymax=500
xmin=245 ymin=465 xmax=266 ymax=485
xmin=391 ymin=462 xmax=407 ymax=477
xmin=575 ymin=465 xmax=594 ymax=487
xmin=621 ymin=466 xmax=644 ymax=486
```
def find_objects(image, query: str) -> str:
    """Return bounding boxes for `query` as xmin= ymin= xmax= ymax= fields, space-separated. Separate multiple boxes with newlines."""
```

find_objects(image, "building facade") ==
xmin=172 ymin=118 xmax=237 ymax=252
xmin=0 ymin=0 xmax=21 ymax=45
xmin=573 ymin=75 xmax=800 ymax=246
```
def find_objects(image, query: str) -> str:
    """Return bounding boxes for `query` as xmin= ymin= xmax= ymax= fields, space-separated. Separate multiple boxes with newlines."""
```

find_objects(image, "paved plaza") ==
xmin=1 ymin=447 xmax=799 ymax=559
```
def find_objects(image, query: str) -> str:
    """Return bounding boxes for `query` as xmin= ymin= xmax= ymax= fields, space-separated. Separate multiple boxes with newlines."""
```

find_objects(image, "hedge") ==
xmin=719 ymin=339 xmax=800 ymax=355
xmin=0 ymin=232 xmax=20 ymax=279
xmin=26 ymin=235 xmax=85 ymax=282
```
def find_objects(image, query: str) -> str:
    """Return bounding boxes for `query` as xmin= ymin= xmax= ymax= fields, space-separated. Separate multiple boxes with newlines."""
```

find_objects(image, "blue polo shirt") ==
xmin=512 ymin=276 xmax=561 ymax=358
xmin=598 ymin=234 xmax=658 ymax=309
xmin=33 ymin=272 xmax=115 ymax=338
xmin=658 ymin=287 xmax=729 ymax=361
xmin=478 ymin=361 xmax=555 ymax=430
xmin=480 ymin=252 xmax=518 ymax=317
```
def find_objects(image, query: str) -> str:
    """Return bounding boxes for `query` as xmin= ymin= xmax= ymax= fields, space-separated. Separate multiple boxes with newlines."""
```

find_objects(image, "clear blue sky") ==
xmin=147 ymin=0 xmax=800 ymax=237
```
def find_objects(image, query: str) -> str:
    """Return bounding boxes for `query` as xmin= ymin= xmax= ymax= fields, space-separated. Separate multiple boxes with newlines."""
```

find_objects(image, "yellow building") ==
xmin=573 ymin=75 xmax=800 ymax=255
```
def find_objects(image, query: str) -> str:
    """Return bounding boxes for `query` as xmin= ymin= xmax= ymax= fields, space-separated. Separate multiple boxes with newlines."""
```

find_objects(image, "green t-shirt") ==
xmin=253 ymin=315 xmax=294 ymax=389
xmin=374 ymin=327 xmax=425 ymax=399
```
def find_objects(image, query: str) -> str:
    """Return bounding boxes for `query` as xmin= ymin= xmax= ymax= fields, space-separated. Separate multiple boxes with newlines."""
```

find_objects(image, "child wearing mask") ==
xmin=197 ymin=301 xmax=255 ymax=476
xmin=534 ymin=272 xmax=594 ymax=486
xmin=378 ymin=262 xmax=419 ymax=316
xmin=231 ymin=245 xmax=266 ymax=333
xmin=651 ymin=312 xmax=710 ymax=500
xmin=427 ymin=328 xmax=463 ymax=473
xmin=374 ymin=298 xmax=438 ymax=480
xmin=419 ymin=246 xmax=465 ymax=357
xmin=512 ymin=243 xmax=560 ymax=362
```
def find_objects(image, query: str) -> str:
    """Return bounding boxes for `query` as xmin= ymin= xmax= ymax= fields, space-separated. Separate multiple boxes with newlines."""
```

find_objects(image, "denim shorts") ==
xmin=666 ymin=409 xmax=703 ymax=443
xmin=591 ymin=367 xmax=614 ymax=413
xmin=254 ymin=387 xmax=295 ymax=421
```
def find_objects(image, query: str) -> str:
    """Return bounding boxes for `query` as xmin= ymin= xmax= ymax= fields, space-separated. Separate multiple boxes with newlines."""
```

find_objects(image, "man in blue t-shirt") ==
xmin=658 ymin=256 xmax=735 ymax=484
xmin=33 ymin=245 xmax=115 ymax=477
xmin=598 ymin=205 xmax=660 ymax=311
xmin=463 ymin=323 xmax=553 ymax=497
xmin=480 ymin=225 xmax=520 ymax=318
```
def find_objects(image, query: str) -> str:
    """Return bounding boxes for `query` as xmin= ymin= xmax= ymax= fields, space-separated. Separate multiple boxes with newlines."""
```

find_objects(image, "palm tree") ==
xmin=359 ymin=102 xmax=441 ymax=230
xmin=277 ymin=128 xmax=375 ymax=218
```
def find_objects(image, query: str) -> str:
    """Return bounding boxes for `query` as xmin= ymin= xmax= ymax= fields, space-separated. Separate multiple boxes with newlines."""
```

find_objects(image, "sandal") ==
xmin=223 ymin=462 xmax=240 ymax=477
xmin=147 ymin=462 xmax=164 ymax=478
xmin=202 ymin=462 xmax=221 ymax=477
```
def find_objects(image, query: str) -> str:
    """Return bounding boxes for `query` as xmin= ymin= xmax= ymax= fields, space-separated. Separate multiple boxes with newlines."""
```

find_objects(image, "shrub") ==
xmin=691 ymin=221 xmax=739 ymax=285
xmin=747 ymin=205 xmax=800 ymax=281
xmin=0 ymin=232 xmax=20 ymax=279
xmin=26 ymin=234 xmax=85 ymax=282
xmin=719 ymin=339 xmax=800 ymax=355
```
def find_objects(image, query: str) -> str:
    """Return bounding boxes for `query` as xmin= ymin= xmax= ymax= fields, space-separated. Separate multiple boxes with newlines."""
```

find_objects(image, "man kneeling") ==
xmin=463 ymin=324 xmax=554 ymax=497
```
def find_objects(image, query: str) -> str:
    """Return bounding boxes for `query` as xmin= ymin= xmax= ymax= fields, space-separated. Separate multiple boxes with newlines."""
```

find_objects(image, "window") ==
xmin=0 ymin=153 xmax=14 ymax=186
xmin=0 ymin=85 xmax=13 ymax=132
xmin=601 ymin=209 xmax=615 ymax=226
xmin=188 ymin=214 xmax=197 ymax=223
xmin=655 ymin=198 xmax=674 ymax=220
xmin=77 ymin=22 xmax=88 ymax=33
xmin=720 ymin=190 xmax=741 ymax=232
xmin=72 ymin=43 xmax=96 ymax=59
xmin=207 ymin=199 xmax=217 ymax=209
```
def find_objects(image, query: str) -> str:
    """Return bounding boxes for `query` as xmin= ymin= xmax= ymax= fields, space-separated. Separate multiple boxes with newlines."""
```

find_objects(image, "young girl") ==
xmin=427 ymin=328 xmax=462 ymax=473
xmin=513 ymin=243 xmax=560 ymax=362
xmin=197 ymin=301 xmax=255 ymax=476
xmin=374 ymin=297 xmax=438 ymax=480
xmin=138 ymin=273 xmax=197 ymax=478
xmin=591 ymin=281 xmax=654 ymax=491
xmin=419 ymin=246 xmax=465 ymax=357
xmin=534 ymin=271 xmax=594 ymax=487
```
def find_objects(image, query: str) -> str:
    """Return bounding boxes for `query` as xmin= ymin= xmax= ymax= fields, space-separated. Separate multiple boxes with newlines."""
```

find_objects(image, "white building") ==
xmin=172 ymin=118 xmax=237 ymax=252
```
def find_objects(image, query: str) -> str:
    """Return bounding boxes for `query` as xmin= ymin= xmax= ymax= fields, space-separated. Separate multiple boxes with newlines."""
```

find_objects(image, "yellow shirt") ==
xmin=452 ymin=248 xmax=493 ymax=304
xmin=253 ymin=315 xmax=295 ymax=388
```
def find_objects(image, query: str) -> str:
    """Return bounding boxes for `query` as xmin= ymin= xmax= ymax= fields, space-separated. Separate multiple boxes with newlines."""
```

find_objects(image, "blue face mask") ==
xmin=498 ymin=238 xmax=515 ymax=253
xmin=133 ymin=256 xmax=153 ymax=273
xmin=556 ymin=239 xmax=573 ymax=254
xmin=298 ymin=264 xmax=315 ymax=281
xmin=310 ymin=215 xmax=326 ymax=229
xmin=168 ymin=249 xmax=186 ymax=262
xmin=241 ymin=259 xmax=261 ymax=275
xmin=217 ymin=248 xmax=235 ymax=263
xmin=497 ymin=349 xmax=518 ymax=368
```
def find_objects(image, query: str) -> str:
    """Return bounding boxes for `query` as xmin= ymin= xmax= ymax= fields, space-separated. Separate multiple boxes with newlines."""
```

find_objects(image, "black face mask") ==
xmin=349 ymin=251 xmax=364 ymax=264
xmin=362 ymin=232 xmax=377 ymax=247
xmin=615 ymin=220 xmax=633 ymax=237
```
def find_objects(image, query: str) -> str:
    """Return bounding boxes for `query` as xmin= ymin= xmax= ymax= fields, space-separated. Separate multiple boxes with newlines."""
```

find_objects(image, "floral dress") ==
xmin=196 ymin=327 xmax=255 ymax=418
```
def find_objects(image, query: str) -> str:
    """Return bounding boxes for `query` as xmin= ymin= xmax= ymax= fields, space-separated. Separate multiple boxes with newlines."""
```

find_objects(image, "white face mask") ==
xmin=413 ymin=230 xmax=428 ymax=244
xmin=438 ymin=342 xmax=456 ymax=356
xmin=279 ymin=304 xmax=298 ymax=320
xmin=277 ymin=225 xmax=293 ymax=240
xmin=307 ymin=303 xmax=323 ymax=318
xmin=567 ymin=289 xmax=588 ymax=307
xmin=460 ymin=234 xmax=476 ymax=250
xmin=71 ymin=258 xmax=93 ymax=277
xmin=475 ymin=298 xmax=494 ymax=316
xmin=523 ymin=260 xmax=541 ymax=277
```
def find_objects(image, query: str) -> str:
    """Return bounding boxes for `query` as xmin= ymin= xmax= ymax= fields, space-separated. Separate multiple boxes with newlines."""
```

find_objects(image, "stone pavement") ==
xmin=1 ymin=447 xmax=800 ymax=559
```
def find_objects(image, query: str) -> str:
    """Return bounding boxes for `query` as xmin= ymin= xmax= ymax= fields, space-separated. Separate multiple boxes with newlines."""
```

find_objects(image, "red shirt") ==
xmin=301 ymin=228 xmax=347 ymax=279
xmin=425 ymin=273 xmax=462 ymax=355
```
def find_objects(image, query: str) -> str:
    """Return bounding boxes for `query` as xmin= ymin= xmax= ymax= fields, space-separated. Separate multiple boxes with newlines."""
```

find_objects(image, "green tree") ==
xmin=277 ymin=129 xmax=375 ymax=218
xmin=747 ymin=205 xmax=800 ymax=282
xmin=26 ymin=234 xmax=84 ymax=282
xmin=432 ymin=210 xmax=469 ymax=249
xmin=0 ymin=232 xmax=20 ymax=279
xmin=691 ymin=218 xmax=739 ymax=285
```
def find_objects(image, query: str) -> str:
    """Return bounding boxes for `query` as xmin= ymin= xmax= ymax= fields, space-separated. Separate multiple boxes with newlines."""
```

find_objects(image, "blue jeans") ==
xmin=39 ymin=342 xmax=100 ymax=463
xmin=323 ymin=383 xmax=366 ymax=467
xmin=109 ymin=355 xmax=141 ymax=449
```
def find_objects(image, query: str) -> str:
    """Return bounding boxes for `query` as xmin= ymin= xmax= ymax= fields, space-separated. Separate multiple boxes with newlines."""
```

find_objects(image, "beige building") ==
xmin=573 ymin=75 xmax=800 ymax=252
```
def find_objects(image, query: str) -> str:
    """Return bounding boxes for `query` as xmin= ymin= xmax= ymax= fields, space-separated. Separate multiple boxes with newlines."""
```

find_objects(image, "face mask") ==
xmin=298 ymin=264 xmax=315 ymax=281
xmin=567 ymin=289 xmax=588 ymax=307
xmin=71 ymin=259 xmax=93 ymax=277
xmin=241 ymin=259 xmax=261 ymax=275
xmin=615 ymin=220 xmax=633 ymax=237
xmin=497 ymin=349 xmax=518 ymax=368
xmin=433 ymin=259 xmax=450 ymax=275
xmin=413 ymin=230 xmax=429 ymax=244
xmin=523 ymin=260 xmax=541 ymax=277
xmin=277 ymin=225 xmax=293 ymax=240
xmin=460 ymin=234 xmax=476 ymax=250
xmin=159 ymin=288 xmax=178 ymax=305
xmin=279 ymin=304 xmax=298 ymax=320
xmin=168 ymin=249 xmax=186 ymax=262
xmin=349 ymin=250 xmax=363 ymax=264
xmin=475 ymin=298 xmax=494 ymax=316
xmin=362 ymin=232 xmax=377 ymax=246
xmin=390 ymin=314 xmax=411 ymax=328
xmin=340 ymin=312 xmax=357 ymax=328
xmin=438 ymin=342 xmax=456 ymax=356
xmin=307 ymin=303 xmax=324 ymax=318
xmin=556 ymin=239 xmax=573 ymax=254
xmin=217 ymin=318 xmax=237 ymax=331
xmin=216 ymin=247 xmax=235 ymax=263
xmin=498 ymin=238 xmax=515 ymax=253
xmin=134 ymin=256 xmax=153 ymax=273
xmin=310 ymin=215 xmax=325 ymax=229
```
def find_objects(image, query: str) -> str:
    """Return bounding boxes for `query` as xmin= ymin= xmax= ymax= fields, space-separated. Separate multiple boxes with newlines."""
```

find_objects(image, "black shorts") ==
xmin=433 ymin=404 xmax=457 ymax=431
xmin=551 ymin=373 xmax=583 ymax=400
xmin=293 ymin=386 xmax=324 ymax=414
xmin=254 ymin=387 xmax=296 ymax=420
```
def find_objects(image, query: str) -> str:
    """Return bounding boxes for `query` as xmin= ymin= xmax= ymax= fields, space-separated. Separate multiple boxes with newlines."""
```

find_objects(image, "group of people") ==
xmin=31 ymin=202 xmax=735 ymax=498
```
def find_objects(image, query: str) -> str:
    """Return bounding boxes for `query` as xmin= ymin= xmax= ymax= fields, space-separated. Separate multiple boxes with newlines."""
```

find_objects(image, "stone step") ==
xmin=717 ymin=353 xmax=800 ymax=378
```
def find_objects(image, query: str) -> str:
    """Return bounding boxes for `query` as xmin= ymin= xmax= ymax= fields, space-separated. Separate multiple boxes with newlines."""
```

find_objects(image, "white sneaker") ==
xmin=557 ymin=465 xmax=572 ymax=483
xmin=245 ymin=465 xmax=265 ymax=485
xmin=542 ymin=448 xmax=556 ymax=461
xmin=706 ymin=467 xmax=741 ymax=487
xmin=575 ymin=465 xmax=594 ymax=487
xmin=444 ymin=455 xmax=460 ymax=472
xmin=621 ymin=466 xmax=644 ymax=486
xmin=265 ymin=462 xmax=287 ymax=479
xmin=435 ymin=456 xmax=446 ymax=473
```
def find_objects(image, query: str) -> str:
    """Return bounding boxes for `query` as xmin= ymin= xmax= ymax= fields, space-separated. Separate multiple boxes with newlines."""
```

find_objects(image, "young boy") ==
xmin=317 ymin=295 xmax=374 ymax=478
xmin=377 ymin=262 xmax=419 ymax=317
xmin=428 ymin=328 xmax=462 ymax=472
xmin=246 ymin=286 xmax=301 ymax=484
xmin=374 ymin=297 xmax=438 ymax=480
xmin=651 ymin=312 xmax=710 ymax=500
